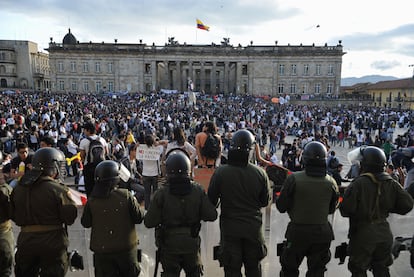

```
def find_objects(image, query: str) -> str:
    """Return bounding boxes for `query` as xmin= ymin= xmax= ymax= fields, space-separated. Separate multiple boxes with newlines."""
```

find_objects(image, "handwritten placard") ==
xmin=136 ymin=146 xmax=162 ymax=160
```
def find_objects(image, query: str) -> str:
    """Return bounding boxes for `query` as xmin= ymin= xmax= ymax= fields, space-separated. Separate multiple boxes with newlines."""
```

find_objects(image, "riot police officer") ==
xmin=144 ymin=150 xmax=217 ymax=277
xmin=11 ymin=147 xmax=78 ymax=277
xmin=340 ymin=146 xmax=413 ymax=276
xmin=208 ymin=129 xmax=271 ymax=277
xmin=81 ymin=160 xmax=144 ymax=277
xmin=276 ymin=141 xmax=339 ymax=277
xmin=0 ymin=151 xmax=14 ymax=276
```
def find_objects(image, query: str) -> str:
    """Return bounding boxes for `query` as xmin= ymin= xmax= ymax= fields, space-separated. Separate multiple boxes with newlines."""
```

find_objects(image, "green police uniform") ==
xmin=11 ymin=175 xmax=78 ymax=277
xmin=144 ymin=181 xmax=217 ymax=277
xmin=276 ymin=171 xmax=339 ymax=277
xmin=208 ymin=163 xmax=271 ymax=277
xmin=340 ymin=172 xmax=413 ymax=276
xmin=81 ymin=188 xmax=144 ymax=277
xmin=0 ymin=181 xmax=13 ymax=276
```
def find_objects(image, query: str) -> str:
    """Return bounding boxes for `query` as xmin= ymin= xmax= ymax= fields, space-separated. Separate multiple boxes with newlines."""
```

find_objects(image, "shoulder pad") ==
xmin=375 ymin=172 xmax=393 ymax=182
xmin=19 ymin=170 xmax=42 ymax=187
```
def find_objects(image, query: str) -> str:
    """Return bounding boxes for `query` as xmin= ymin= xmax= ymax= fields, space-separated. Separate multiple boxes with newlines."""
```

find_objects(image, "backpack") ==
xmin=86 ymin=137 xmax=106 ymax=164
xmin=201 ymin=133 xmax=221 ymax=160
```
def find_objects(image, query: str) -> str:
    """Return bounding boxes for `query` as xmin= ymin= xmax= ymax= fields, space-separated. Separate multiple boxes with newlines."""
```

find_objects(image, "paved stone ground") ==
xmin=12 ymin=126 xmax=414 ymax=276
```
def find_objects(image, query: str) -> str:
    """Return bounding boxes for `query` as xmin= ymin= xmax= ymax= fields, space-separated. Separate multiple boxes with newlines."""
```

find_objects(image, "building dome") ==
xmin=62 ymin=28 xmax=77 ymax=45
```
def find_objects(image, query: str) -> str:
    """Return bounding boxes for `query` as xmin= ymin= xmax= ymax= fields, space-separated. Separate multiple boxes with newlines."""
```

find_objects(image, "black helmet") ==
xmin=229 ymin=129 xmax=255 ymax=153
xmin=302 ymin=141 xmax=327 ymax=166
xmin=228 ymin=129 xmax=255 ymax=166
xmin=93 ymin=160 xmax=120 ymax=197
xmin=32 ymin=147 xmax=66 ymax=179
xmin=166 ymin=150 xmax=192 ymax=195
xmin=360 ymin=146 xmax=386 ymax=173
xmin=166 ymin=150 xmax=191 ymax=179
xmin=94 ymin=160 xmax=120 ymax=186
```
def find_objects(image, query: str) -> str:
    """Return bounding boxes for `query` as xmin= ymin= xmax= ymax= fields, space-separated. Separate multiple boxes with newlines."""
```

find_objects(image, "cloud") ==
xmin=336 ymin=23 xmax=414 ymax=53
xmin=370 ymin=60 xmax=401 ymax=71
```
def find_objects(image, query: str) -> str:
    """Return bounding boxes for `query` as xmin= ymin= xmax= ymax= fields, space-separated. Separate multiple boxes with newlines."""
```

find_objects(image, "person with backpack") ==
xmin=195 ymin=121 xmax=222 ymax=168
xmin=79 ymin=122 xmax=108 ymax=197
xmin=327 ymin=151 xmax=340 ymax=175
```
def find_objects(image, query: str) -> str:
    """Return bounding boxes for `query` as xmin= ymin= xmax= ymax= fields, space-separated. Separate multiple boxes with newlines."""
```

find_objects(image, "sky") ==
xmin=2 ymin=0 xmax=414 ymax=79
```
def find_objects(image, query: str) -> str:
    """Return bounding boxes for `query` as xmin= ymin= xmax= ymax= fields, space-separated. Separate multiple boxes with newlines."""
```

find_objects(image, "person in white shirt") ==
xmin=139 ymin=134 xmax=166 ymax=210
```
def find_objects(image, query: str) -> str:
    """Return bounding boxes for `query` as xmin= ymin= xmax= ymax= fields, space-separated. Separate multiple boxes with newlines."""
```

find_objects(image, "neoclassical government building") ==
xmin=46 ymin=29 xmax=345 ymax=96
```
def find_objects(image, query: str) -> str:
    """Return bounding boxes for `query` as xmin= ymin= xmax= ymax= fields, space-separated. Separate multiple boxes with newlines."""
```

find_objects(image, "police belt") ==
xmin=0 ymin=220 xmax=12 ymax=233
xmin=21 ymin=224 xmax=63 ymax=232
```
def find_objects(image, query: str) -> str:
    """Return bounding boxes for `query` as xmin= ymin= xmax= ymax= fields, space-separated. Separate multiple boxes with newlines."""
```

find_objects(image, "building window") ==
xmin=278 ymin=83 xmax=284 ymax=94
xmin=95 ymin=81 xmax=102 ymax=92
xmin=108 ymin=62 xmax=113 ymax=73
xmin=291 ymin=64 xmax=297 ymax=75
xmin=70 ymin=61 xmax=76 ymax=72
xmin=108 ymin=81 xmax=114 ymax=92
xmin=83 ymin=81 xmax=89 ymax=92
xmin=314 ymin=83 xmax=321 ymax=94
xmin=59 ymin=80 xmax=65 ymax=90
xmin=316 ymin=64 xmax=321 ymax=75
xmin=58 ymin=62 xmax=64 ymax=73
xmin=328 ymin=64 xmax=334 ymax=75
xmin=83 ymin=62 xmax=89 ymax=73
xmin=145 ymin=63 xmax=151 ymax=74
xmin=302 ymin=84 xmax=307 ymax=94
xmin=95 ymin=62 xmax=101 ymax=73
xmin=327 ymin=83 xmax=333 ymax=94
xmin=303 ymin=64 xmax=309 ymax=75
xmin=71 ymin=81 xmax=77 ymax=91
xmin=279 ymin=64 xmax=285 ymax=75
xmin=242 ymin=65 xmax=248 ymax=75
xmin=290 ymin=83 xmax=296 ymax=94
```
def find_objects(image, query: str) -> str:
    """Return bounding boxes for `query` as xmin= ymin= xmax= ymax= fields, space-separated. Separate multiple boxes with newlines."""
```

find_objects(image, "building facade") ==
xmin=0 ymin=40 xmax=51 ymax=91
xmin=366 ymin=78 xmax=414 ymax=110
xmin=47 ymin=29 xmax=345 ymax=96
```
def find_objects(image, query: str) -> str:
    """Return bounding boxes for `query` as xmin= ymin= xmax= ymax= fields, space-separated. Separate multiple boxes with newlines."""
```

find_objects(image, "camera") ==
xmin=68 ymin=250 xmax=84 ymax=271
xmin=213 ymin=245 xmax=221 ymax=260
xmin=334 ymin=242 xmax=348 ymax=265
xmin=277 ymin=240 xmax=287 ymax=256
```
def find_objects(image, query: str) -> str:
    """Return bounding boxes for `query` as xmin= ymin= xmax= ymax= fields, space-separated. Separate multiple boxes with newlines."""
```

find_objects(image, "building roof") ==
xmin=62 ymin=28 xmax=77 ymax=45
xmin=367 ymin=78 xmax=414 ymax=90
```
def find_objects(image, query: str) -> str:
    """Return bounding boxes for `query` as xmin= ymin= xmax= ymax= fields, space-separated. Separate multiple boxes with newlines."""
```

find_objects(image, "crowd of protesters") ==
xmin=1 ymin=90 xmax=413 ymax=180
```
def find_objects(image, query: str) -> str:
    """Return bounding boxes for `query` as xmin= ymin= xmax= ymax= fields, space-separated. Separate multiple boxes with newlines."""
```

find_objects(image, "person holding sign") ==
xmin=136 ymin=134 xmax=167 ymax=210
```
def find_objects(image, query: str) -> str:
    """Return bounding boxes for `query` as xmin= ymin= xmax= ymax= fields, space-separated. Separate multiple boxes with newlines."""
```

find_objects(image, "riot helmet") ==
xmin=165 ymin=149 xmax=192 ymax=195
xmin=228 ymin=129 xmax=255 ymax=167
xmin=360 ymin=146 xmax=386 ymax=173
xmin=302 ymin=141 xmax=327 ymax=166
xmin=32 ymin=147 xmax=67 ymax=180
xmin=302 ymin=141 xmax=327 ymax=177
xmin=92 ymin=160 xmax=120 ymax=197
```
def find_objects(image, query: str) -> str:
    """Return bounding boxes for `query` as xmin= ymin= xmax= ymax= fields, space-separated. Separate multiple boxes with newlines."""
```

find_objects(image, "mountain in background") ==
xmin=341 ymin=75 xmax=399 ymax=86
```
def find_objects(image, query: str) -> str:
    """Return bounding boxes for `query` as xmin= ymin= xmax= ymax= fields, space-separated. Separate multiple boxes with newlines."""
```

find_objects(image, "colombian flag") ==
xmin=196 ymin=19 xmax=210 ymax=31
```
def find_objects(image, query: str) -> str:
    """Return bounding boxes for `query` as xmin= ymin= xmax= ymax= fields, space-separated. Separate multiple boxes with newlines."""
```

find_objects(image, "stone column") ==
xmin=224 ymin=62 xmax=229 ymax=94
xmin=211 ymin=62 xmax=217 ymax=94
xmin=200 ymin=62 xmax=205 ymax=92
xmin=151 ymin=61 xmax=157 ymax=91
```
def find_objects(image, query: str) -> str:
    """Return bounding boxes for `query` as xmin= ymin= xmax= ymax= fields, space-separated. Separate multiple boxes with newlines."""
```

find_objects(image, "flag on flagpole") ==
xmin=196 ymin=19 xmax=210 ymax=31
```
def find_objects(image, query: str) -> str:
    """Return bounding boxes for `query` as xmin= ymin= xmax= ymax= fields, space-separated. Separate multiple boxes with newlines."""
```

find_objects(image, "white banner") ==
xmin=136 ymin=145 xmax=162 ymax=160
